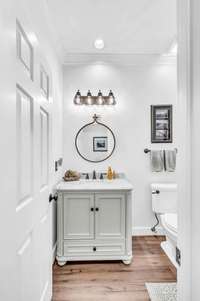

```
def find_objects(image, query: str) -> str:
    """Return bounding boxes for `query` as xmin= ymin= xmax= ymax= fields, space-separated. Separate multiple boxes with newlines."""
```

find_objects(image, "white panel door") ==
xmin=0 ymin=3 xmax=53 ymax=300
xmin=15 ymin=13 xmax=52 ymax=301
xmin=95 ymin=193 xmax=125 ymax=240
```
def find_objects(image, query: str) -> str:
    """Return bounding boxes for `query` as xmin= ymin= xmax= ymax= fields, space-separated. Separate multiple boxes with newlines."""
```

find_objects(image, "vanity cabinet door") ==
xmin=95 ymin=193 xmax=125 ymax=240
xmin=63 ymin=193 xmax=94 ymax=240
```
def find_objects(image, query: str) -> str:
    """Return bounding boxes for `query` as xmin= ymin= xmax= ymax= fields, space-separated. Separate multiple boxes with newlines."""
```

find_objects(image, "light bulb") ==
xmin=107 ymin=90 xmax=116 ymax=105
xmin=96 ymin=90 xmax=104 ymax=105
xmin=86 ymin=90 xmax=93 ymax=105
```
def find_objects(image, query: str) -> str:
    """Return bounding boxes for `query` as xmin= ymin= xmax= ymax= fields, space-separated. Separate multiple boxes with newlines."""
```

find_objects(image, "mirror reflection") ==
xmin=75 ymin=115 xmax=116 ymax=163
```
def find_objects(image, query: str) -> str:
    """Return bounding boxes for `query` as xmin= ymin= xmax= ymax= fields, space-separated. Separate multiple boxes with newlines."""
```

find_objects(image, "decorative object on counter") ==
xmin=63 ymin=170 xmax=80 ymax=182
xmin=75 ymin=114 xmax=116 ymax=163
xmin=107 ymin=166 xmax=113 ymax=180
xmin=151 ymin=105 xmax=173 ymax=143
xmin=73 ymin=90 xmax=116 ymax=105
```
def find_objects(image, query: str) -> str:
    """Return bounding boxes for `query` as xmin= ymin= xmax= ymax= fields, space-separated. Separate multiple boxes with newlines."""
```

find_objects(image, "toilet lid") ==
xmin=164 ymin=213 xmax=177 ymax=233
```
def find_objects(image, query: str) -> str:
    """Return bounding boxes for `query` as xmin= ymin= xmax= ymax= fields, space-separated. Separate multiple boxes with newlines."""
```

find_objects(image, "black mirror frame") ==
xmin=75 ymin=114 xmax=116 ymax=163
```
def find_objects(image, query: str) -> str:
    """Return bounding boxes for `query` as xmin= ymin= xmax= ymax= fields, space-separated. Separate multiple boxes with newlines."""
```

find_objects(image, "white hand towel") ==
xmin=165 ymin=150 xmax=176 ymax=172
xmin=150 ymin=150 xmax=164 ymax=172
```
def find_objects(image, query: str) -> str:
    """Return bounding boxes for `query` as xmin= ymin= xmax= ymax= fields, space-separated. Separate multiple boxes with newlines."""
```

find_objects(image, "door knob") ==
xmin=152 ymin=190 xmax=160 ymax=194
xmin=49 ymin=193 xmax=58 ymax=203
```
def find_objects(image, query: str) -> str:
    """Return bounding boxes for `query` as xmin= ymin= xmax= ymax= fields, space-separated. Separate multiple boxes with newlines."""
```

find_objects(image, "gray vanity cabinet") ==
xmin=56 ymin=189 xmax=132 ymax=266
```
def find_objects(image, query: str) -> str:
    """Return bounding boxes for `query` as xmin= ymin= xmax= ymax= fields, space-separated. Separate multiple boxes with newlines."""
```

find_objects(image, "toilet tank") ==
xmin=151 ymin=183 xmax=177 ymax=214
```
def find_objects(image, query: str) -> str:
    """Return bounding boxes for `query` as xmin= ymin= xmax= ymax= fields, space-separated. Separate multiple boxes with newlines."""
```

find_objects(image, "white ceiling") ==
xmin=46 ymin=0 xmax=176 ymax=63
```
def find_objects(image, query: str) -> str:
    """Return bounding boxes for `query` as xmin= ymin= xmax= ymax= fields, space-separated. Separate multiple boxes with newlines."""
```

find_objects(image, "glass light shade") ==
xmin=74 ymin=90 xmax=82 ymax=105
xmin=96 ymin=90 xmax=104 ymax=105
xmin=86 ymin=90 xmax=93 ymax=105
xmin=107 ymin=90 xmax=116 ymax=105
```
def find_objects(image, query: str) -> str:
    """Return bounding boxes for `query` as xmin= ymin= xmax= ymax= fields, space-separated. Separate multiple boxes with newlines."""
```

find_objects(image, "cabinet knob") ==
xmin=95 ymin=207 xmax=99 ymax=212
xmin=93 ymin=247 xmax=96 ymax=252
xmin=90 ymin=207 xmax=94 ymax=211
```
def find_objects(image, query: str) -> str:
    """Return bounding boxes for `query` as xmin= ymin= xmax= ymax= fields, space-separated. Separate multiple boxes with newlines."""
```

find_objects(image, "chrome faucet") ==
xmin=100 ymin=172 xmax=106 ymax=180
xmin=82 ymin=173 xmax=89 ymax=179
xmin=92 ymin=170 xmax=97 ymax=180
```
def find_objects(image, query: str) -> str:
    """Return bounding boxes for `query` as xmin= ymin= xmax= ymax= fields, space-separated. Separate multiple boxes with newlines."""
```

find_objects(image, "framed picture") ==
xmin=151 ymin=105 xmax=172 ymax=143
xmin=93 ymin=137 xmax=108 ymax=152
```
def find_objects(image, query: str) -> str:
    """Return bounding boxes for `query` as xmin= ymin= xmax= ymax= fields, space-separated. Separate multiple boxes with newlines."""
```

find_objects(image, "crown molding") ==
xmin=62 ymin=53 xmax=177 ymax=66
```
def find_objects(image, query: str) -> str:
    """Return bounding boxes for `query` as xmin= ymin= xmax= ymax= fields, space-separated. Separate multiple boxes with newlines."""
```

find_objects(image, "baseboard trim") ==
xmin=132 ymin=226 xmax=164 ymax=236
xmin=52 ymin=242 xmax=57 ymax=265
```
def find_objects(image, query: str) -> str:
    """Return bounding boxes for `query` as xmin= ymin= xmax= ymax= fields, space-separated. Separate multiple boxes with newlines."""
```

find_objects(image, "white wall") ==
xmin=63 ymin=58 xmax=177 ymax=232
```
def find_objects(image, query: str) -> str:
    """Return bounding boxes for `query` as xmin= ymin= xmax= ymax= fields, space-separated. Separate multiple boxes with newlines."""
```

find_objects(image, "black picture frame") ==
xmin=93 ymin=136 xmax=108 ymax=152
xmin=151 ymin=105 xmax=173 ymax=143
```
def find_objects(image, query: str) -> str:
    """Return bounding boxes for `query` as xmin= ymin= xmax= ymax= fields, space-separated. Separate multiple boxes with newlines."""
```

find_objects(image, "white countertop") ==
xmin=56 ymin=178 xmax=133 ymax=191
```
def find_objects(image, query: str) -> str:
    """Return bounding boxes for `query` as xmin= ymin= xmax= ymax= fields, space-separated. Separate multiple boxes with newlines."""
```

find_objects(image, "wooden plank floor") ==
xmin=53 ymin=236 xmax=177 ymax=301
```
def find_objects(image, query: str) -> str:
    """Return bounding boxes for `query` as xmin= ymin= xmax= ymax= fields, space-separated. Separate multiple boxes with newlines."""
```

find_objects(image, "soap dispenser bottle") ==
xmin=107 ymin=166 xmax=113 ymax=180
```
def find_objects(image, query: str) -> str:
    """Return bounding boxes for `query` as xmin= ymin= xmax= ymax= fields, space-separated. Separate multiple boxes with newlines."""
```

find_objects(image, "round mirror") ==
xmin=75 ymin=115 xmax=116 ymax=163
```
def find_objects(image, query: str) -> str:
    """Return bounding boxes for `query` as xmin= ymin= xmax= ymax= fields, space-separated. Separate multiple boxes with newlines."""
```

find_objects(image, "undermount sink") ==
xmin=79 ymin=178 xmax=112 ymax=183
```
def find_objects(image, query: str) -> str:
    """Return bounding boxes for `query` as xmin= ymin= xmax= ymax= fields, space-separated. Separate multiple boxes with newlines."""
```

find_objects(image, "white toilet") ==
xmin=151 ymin=183 xmax=178 ymax=268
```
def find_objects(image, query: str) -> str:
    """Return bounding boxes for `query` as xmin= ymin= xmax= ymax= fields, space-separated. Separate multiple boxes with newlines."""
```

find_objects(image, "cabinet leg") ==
xmin=122 ymin=259 xmax=132 ymax=265
xmin=57 ymin=260 xmax=67 ymax=267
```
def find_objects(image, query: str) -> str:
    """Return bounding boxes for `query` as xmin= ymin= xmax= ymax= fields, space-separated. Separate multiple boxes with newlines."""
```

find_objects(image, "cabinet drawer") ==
xmin=64 ymin=242 xmax=125 ymax=256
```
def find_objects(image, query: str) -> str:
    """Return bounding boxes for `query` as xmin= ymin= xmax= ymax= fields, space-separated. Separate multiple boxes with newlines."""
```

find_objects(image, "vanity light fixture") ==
xmin=73 ymin=90 xmax=116 ymax=105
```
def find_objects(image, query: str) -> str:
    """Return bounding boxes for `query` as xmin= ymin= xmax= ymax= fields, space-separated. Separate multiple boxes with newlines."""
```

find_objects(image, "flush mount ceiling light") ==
xmin=94 ymin=38 xmax=104 ymax=50
xmin=73 ymin=90 xmax=116 ymax=105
